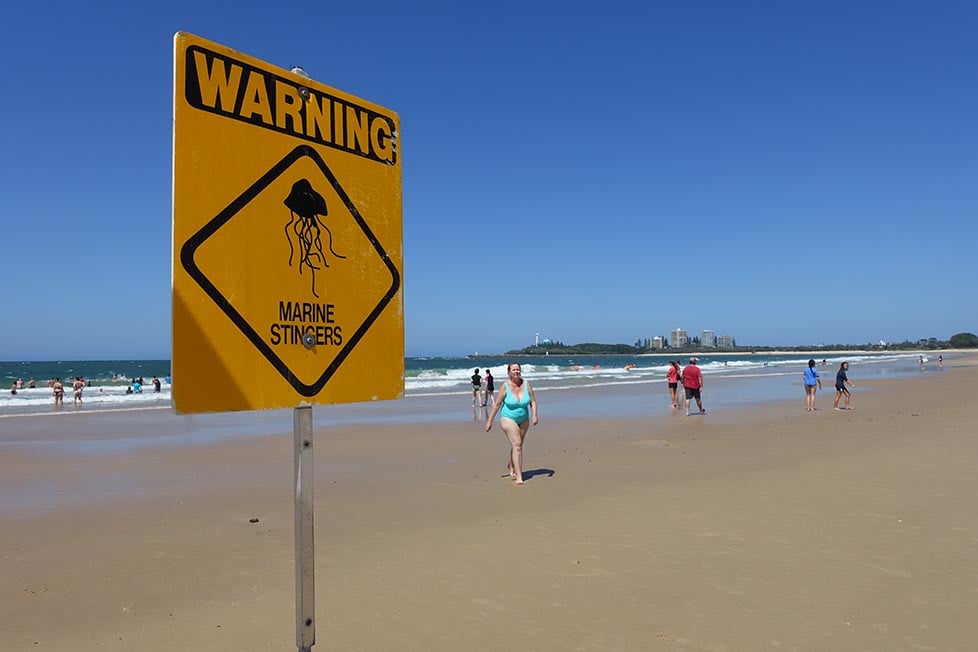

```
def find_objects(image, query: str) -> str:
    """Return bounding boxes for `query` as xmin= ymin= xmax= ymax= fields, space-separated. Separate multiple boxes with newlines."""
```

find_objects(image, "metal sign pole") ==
xmin=294 ymin=405 xmax=315 ymax=651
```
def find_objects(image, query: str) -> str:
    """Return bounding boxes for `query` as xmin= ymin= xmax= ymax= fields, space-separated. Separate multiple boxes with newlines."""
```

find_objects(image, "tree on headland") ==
xmin=949 ymin=332 xmax=978 ymax=348
xmin=506 ymin=342 xmax=639 ymax=355
xmin=485 ymin=332 xmax=970 ymax=357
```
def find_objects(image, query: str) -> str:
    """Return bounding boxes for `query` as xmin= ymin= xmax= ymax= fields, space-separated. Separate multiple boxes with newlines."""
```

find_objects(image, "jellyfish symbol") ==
xmin=284 ymin=179 xmax=346 ymax=298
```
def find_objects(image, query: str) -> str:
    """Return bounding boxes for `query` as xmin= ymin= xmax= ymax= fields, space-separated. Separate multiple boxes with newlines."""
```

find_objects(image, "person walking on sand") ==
xmin=833 ymin=361 xmax=856 ymax=410
xmin=470 ymin=368 xmax=483 ymax=407
xmin=482 ymin=369 xmax=494 ymax=407
xmin=681 ymin=357 xmax=705 ymax=416
xmin=804 ymin=359 xmax=822 ymax=411
xmin=667 ymin=360 xmax=682 ymax=408
xmin=52 ymin=378 xmax=64 ymax=406
xmin=485 ymin=362 xmax=538 ymax=485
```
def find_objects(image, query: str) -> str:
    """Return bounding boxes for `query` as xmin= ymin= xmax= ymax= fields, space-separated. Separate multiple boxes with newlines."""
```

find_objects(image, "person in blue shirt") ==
xmin=803 ymin=359 xmax=822 ymax=411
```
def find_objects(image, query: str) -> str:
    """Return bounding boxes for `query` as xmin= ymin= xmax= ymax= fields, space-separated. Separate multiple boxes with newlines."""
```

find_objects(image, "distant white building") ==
xmin=701 ymin=330 xmax=716 ymax=348
xmin=717 ymin=334 xmax=734 ymax=348
xmin=651 ymin=336 xmax=664 ymax=350
xmin=671 ymin=328 xmax=688 ymax=348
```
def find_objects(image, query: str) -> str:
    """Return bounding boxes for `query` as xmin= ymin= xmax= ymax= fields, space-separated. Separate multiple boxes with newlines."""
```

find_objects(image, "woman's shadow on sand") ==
xmin=501 ymin=468 xmax=555 ymax=482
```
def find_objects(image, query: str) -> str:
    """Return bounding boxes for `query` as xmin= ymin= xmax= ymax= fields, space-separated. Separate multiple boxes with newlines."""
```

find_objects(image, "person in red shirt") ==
xmin=666 ymin=360 xmax=682 ymax=408
xmin=681 ymin=357 xmax=705 ymax=417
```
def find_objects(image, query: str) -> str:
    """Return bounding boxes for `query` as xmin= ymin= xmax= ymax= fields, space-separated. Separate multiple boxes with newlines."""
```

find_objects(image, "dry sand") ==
xmin=3 ymin=359 xmax=978 ymax=651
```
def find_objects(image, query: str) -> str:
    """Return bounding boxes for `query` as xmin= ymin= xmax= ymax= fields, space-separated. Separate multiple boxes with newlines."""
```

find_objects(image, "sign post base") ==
xmin=294 ymin=405 xmax=315 ymax=651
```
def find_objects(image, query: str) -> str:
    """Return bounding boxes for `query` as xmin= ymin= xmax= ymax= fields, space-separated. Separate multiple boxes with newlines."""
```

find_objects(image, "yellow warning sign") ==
xmin=172 ymin=32 xmax=403 ymax=414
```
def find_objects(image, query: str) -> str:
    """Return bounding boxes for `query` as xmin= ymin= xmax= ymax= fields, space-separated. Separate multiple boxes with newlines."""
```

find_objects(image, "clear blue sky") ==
xmin=3 ymin=1 xmax=976 ymax=359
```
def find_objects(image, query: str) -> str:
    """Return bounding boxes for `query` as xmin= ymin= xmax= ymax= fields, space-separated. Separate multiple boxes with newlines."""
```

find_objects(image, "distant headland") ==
xmin=469 ymin=333 xmax=977 ymax=358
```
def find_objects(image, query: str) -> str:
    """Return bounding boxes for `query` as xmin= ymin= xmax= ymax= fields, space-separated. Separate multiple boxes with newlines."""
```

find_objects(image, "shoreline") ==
xmin=1 ymin=354 xmax=969 ymax=448
xmin=4 ymin=360 xmax=978 ymax=650
xmin=2 ymin=351 xmax=955 ymax=421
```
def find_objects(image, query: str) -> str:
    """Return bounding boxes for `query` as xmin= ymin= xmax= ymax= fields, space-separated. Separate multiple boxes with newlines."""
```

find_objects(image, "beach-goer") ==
xmin=470 ymin=368 xmax=483 ymax=407
xmin=666 ymin=360 xmax=682 ymax=408
xmin=939 ymin=355 xmax=943 ymax=369
xmin=919 ymin=355 xmax=925 ymax=369
xmin=27 ymin=377 xmax=36 ymax=388
xmin=833 ymin=361 xmax=855 ymax=410
xmin=482 ymin=369 xmax=494 ymax=407
xmin=803 ymin=359 xmax=822 ymax=411
xmin=72 ymin=377 xmax=84 ymax=405
xmin=132 ymin=378 xmax=143 ymax=394
xmin=485 ymin=362 xmax=538 ymax=485
xmin=10 ymin=383 xmax=16 ymax=395
xmin=52 ymin=378 xmax=64 ymax=406
xmin=152 ymin=376 xmax=161 ymax=393
xmin=681 ymin=357 xmax=705 ymax=417
xmin=15 ymin=378 xmax=23 ymax=389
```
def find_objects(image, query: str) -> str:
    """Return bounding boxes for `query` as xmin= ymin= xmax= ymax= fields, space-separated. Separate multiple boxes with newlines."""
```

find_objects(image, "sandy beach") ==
xmin=3 ymin=357 xmax=978 ymax=651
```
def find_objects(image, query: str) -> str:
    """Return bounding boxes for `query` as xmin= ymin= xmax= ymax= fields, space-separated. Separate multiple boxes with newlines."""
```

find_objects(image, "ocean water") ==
xmin=0 ymin=360 xmax=172 ymax=417
xmin=406 ymin=351 xmax=937 ymax=395
xmin=0 ymin=352 xmax=943 ymax=420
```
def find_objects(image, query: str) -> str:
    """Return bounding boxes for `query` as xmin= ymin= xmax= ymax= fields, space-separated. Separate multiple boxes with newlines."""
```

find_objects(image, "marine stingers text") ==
xmin=184 ymin=46 xmax=396 ymax=165
xmin=270 ymin=301 xmax=343 ymax=347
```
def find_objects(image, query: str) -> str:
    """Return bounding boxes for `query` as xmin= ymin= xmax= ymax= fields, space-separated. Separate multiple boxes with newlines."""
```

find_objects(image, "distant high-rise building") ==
xmin=701 ymin=330 xmax=716 ymax=348
xmin=717 ymin=335 xmax=734 ymax=348
xmin=671 ymin=328 xmax=688 ymax=348
xmin=651 ymin=336 xmax=664 ymax=350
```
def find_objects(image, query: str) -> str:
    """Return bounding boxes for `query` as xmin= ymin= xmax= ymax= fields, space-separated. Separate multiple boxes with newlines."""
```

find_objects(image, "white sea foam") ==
xmin=0 ymin=352 xmax=934 ymax=418
xmin=0 ymin=384 xmax=171 ymax=415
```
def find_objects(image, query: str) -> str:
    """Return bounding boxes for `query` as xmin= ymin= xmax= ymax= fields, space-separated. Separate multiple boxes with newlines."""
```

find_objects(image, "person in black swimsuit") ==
xmin=470 ymin=368 xmax=483 ymax=407
xmin=482 ymin=369 xmax=494 ymax=407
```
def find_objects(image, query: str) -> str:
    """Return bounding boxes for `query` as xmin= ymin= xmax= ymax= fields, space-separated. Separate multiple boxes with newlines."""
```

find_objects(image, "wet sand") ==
xmin=3 ymin=357 xmax=977 ymax=651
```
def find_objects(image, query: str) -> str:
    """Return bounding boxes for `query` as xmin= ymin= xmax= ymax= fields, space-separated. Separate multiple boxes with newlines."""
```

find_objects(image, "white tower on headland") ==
xmin=535 ymin=333 xmax=539 ymax=346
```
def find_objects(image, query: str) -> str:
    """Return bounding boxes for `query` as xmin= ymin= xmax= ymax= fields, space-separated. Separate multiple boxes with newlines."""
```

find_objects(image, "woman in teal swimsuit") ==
xmin=485 ymin=362 xmax=538 ymax=484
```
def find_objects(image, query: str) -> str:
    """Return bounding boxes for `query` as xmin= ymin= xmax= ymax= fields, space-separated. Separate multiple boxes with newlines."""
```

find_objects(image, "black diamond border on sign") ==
xmin=180 ymin=144 xmax=401 ymax=397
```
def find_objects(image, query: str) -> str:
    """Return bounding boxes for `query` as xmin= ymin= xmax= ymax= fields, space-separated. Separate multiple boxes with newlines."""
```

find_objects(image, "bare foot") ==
xmin=515 ymin=478 xmax=524 ymax=485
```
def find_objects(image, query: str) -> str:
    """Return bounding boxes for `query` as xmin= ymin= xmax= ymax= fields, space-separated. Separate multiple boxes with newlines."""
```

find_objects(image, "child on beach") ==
xmin=667 ymin=360 xmax=682 ymax=408
xmin=482 ymin=369 xmax=494 ymax=407
xmin=470 ymin=368 xmax=483 ymax=407
xmin=833 ymin=362 xmax=855 ymax=410
xmin=803 ymin=359 xmax=822 ymax=411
